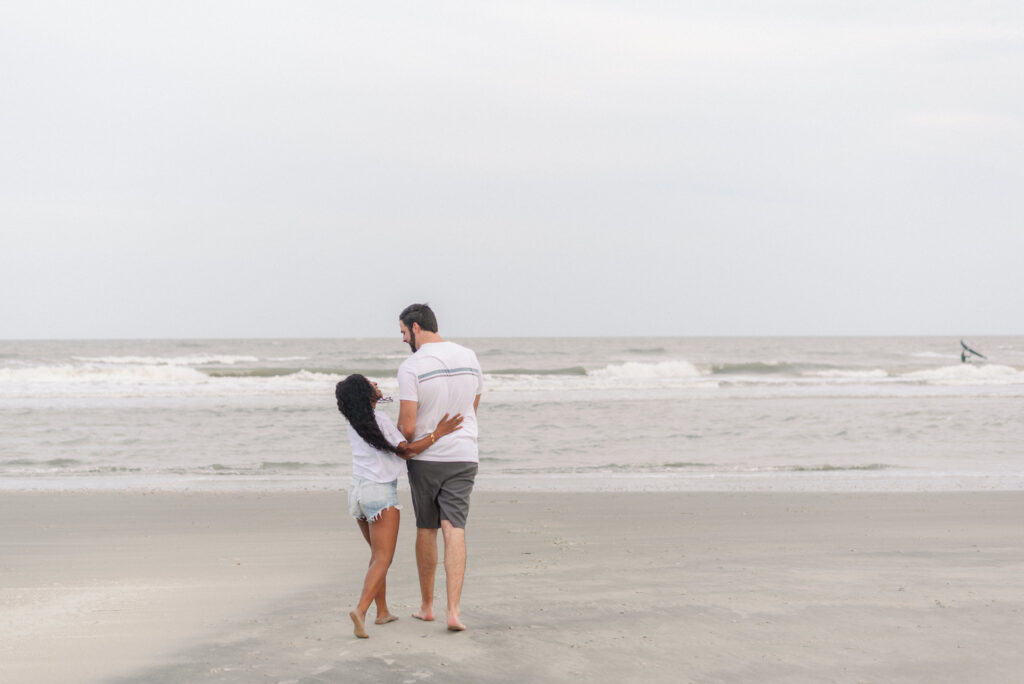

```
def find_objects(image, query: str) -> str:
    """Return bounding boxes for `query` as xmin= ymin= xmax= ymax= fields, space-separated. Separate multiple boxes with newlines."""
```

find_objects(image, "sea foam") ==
xmin=901 ymin=364 xmax=1022 ymax=385
xmin=73 ymin=354 xmax=259 ymax=365
xmin=588 ymin=360 xmax=702 ymax=379
xmin=803 ymin=369 xmax=889 ymax=379
xmin=0 ymin=364 xmax=211 ymax=385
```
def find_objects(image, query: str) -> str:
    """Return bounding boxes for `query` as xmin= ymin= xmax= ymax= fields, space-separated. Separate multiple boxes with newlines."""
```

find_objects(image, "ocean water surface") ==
xmin=1 ymin=336 xmax=1022 ymax=492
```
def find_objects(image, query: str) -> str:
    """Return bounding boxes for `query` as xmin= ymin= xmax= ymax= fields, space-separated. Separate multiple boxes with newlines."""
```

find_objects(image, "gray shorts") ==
xmin=406 ymin=460 xmax=478 ymax=529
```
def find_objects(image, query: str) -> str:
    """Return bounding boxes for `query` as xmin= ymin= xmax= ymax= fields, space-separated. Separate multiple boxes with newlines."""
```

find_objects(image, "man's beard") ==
xmin=406 ymin=329 xmax=416 ymax=353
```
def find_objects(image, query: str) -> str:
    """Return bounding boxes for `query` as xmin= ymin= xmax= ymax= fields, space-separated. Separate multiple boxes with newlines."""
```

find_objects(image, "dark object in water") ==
xmin=960 ymin=339 xmax=986 ymax=363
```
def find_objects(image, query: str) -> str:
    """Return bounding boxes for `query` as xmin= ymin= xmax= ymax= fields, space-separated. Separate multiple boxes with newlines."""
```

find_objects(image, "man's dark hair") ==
xmin=399 ymin=303 xmax=438 ymax=333
xmin=335 ymin=374 xmax=398 ymax=455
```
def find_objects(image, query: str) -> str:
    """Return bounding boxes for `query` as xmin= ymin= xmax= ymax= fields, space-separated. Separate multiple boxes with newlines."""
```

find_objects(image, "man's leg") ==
xmin=441 ymin=520 xmax=467 ymax=631
xmin=413 ymin=527 xmax=438 ymax=621
xmin=408 ymin=460 xmax=441 ymax=621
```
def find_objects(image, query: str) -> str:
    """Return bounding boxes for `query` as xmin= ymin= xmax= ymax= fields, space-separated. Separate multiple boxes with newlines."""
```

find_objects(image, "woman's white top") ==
xmin=348 ymin=410 xmax=406 ymax=482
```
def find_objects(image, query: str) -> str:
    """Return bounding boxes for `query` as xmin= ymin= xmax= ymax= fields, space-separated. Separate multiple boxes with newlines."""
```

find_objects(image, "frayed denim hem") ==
xmin=348 ymin=476 xmax=400 ymax=521
xmin=353 ymin=503 xmax=403 ymax=524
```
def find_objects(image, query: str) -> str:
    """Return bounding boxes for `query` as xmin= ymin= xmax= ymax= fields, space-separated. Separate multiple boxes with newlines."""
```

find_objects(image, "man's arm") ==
xmin=398 ymin=400 xmax=418 ymax=441
xmin=473 ymin=394 xmax=480 ymax=414
xmin=395 ymin=413 xmax=464 ymax=460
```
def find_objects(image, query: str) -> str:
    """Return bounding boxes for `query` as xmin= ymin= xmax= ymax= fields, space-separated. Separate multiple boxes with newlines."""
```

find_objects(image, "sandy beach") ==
xmin=2 ymin=490 xmax=1022 ymax=683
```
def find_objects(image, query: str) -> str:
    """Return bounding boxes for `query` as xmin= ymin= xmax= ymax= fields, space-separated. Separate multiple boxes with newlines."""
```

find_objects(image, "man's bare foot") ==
xmin=412 ymin=609 xmax=434 ymax=621
xmin=375 ymin=613 xmax=399 ymax=625
xmin=447 ymin=616 xmax=466 ymax=632
xmin=350 ymin=610 xmax=369 ymax=638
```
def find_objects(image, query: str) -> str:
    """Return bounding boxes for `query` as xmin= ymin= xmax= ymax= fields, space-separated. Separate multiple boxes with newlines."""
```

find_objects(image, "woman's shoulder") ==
xmin=374 ymin=409 xmax=397 ymax=427
xmin=373 ymin=410 xmax=403 ymax=445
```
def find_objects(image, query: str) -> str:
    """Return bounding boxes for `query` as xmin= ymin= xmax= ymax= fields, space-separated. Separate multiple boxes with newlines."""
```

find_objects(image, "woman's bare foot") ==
xmin=375 ymin=613 xmax=399 ymax=625
xmin=412 ymin=608 xmax=434 ymax=621
xmin=447 ymin=615 xmax=466 ymax=632
xmin=350 ymin=610 xmax=369 ymax=638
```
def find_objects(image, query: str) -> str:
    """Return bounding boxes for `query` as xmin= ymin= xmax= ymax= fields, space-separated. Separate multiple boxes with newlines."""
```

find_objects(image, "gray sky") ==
xmin=2 ymin=1 xmax=1022 ymax=339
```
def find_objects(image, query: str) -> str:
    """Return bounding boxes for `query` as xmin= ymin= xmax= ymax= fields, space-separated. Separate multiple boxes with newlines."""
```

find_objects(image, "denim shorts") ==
xmin=348 ymin=476 xmax=401 ymax=523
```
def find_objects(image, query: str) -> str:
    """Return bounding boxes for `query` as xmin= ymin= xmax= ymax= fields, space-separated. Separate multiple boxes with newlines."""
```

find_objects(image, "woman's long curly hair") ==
xmin=335 ymin=374 xmax=399 ymax=455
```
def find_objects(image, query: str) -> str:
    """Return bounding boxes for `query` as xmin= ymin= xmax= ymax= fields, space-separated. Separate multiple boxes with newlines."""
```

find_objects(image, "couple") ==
xmin=335 ymin=303 xmax=483 ymax=638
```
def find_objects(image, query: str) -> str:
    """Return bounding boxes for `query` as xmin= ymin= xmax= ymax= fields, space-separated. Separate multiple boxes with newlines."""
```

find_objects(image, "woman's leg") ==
xmin=356 ymin=517 xmax=396 ymax=621
xmin=350 ymin=518 xmax=389 ymax=618
xmin=350 ymin=506 xmax=400 ymax=637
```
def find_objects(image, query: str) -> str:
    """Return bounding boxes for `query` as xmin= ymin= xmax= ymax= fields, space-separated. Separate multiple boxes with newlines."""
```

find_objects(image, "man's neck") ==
xmin=415 ymin=331 xmax=444 ymax=349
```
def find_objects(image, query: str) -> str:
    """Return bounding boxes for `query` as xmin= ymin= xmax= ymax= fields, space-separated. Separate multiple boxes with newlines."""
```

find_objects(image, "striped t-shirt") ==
xmin=397 ymin=341 xmax=483 ymax=463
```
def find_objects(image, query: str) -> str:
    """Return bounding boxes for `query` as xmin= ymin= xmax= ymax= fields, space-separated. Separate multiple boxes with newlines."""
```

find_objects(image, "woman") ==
xmin=335 ymin=373 xmax=463 ymax=639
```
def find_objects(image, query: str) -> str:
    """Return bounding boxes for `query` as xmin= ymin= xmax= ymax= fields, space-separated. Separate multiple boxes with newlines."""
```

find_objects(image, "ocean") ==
xmin=1 ymin=336 xmax=1022 ymax=492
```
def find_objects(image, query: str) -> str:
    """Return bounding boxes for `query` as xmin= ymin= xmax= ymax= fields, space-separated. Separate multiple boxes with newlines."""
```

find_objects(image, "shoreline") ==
xmin=2 ymin=490 xmax=1023 ymax=683
xmin=3 ymin=470 xmax=1024 ymax=493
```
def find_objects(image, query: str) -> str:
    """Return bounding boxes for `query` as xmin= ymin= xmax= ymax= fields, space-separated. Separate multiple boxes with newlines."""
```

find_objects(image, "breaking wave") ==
xmin=711 ymin=361 xmax=836 ymax=376
xmin=781 ymin=464 xmax=892 ymax=472
xmin=589 ymin=360 xmax=702 ymax=379
xmin=487 ymin=367 xmax=588 ymax=376
xmin=803 ymin=369 xmax=889 ymax=379
xmin=901 ymin=364 xmax=1022 ymax=385
xmin=0 ymin=364 xmax=211 ymax=385
xmin=73 ymin=354 xmax=259 ymax=365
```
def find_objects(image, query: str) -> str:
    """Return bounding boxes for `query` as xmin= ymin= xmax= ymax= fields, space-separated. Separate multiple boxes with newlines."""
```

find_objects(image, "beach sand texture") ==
xmin=2 ymin=491 xmax=1022 ymax=683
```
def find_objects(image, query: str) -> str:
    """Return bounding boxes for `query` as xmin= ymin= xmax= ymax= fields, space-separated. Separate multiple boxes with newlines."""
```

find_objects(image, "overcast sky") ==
xmin=2 ymin=1 xmax=1022 ymax=339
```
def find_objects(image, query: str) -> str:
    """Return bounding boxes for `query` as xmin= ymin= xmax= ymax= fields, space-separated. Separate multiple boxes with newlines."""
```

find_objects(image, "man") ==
xmin=396 ymin=303 xmax=482 ymax=632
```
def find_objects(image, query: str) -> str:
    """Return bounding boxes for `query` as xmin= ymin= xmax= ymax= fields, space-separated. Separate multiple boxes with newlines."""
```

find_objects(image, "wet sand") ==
xmin=2 ymin=490 xmax=1022 ymax=683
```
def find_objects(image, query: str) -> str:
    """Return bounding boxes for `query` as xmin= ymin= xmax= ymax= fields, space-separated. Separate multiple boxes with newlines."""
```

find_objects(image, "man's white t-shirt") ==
xmin=348 ymin=410 xmax=406 ymax=482
xmin=397 ymin=341 xmax=483 ymax=463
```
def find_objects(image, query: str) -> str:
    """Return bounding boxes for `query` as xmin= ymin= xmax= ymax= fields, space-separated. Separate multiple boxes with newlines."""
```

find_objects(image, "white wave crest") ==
xmin=910 ymin=351 xmax=959 ymax=359
xmin=0 ymin=364 xmax=211 ymax=385
xmin=0 ymin=363 xmax=344 ymax=399
xmin=280 ymin=370 xmax=338 ymax=383
xmin=589 ymin=360 xmax=703 ymax=379
xmin=804 ymin=369 xmax=889 ymax=379
xmin=73 ymin=355 xmax=259 ymax=365
xmin=902 ymin=364 xmax=1023 ymax=385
